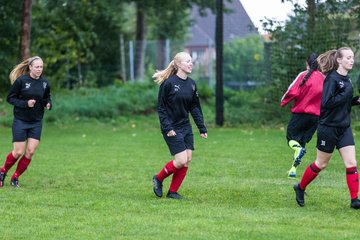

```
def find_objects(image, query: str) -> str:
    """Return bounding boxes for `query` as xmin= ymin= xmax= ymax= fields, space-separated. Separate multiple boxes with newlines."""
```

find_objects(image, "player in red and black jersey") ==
xmin=281 ymin=53 xmax=325 ymax=178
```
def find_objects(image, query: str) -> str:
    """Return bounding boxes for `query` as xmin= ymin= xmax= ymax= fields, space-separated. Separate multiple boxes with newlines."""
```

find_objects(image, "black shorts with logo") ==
xmin=316 ymin=125 xmax=354 ymax=153
xmin=163 ymin=125 xmax=194 ymax=156
xmin=12 ymin=118 xmax=43 ymax=142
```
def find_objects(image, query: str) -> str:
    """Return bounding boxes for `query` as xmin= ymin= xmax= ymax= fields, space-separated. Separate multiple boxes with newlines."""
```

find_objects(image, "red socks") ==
xmin=156 ymin=160 xmax=177 ymax=181
xmin=1 ymin=153 xmax=32 ymax=180
xmin=346 ymin=167 xmax=359 ymax=200
xmin=12 ymin=155 xmax=31 ymax=180
xmin=299 ymin=162 xmax=321 ymax=190
xmin=299 ymin=164 xmax=359 ymax=200
xmin=169 ymin=166 xmax=188 ymax=192
xmin=1 ymin=152 xmax=18 ymax=174
xmin=156 ymin=161 xmax=189 ymax=193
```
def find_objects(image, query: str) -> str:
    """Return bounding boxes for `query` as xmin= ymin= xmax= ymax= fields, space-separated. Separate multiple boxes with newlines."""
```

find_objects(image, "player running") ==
xmin=281 ymin=53 xmax=325 ymax=178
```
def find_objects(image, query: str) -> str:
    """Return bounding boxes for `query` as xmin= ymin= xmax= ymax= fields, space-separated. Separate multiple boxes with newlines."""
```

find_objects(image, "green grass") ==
xmin=0 ymin=118 xmax=359 ymax=239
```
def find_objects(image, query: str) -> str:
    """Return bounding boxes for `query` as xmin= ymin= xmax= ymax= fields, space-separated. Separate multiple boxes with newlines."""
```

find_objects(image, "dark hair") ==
xmin=300 ymin=53 xmax=318 ymax=87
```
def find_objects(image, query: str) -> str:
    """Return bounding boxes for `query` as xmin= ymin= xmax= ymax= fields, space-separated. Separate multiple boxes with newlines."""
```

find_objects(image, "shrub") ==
xmin=45 ymin=83 xmax=158 ymax=123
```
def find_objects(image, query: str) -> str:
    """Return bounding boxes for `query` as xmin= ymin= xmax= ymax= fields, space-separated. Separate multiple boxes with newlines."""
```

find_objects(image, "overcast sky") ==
xmin=239 ymin=0 xmax=307 ymax=33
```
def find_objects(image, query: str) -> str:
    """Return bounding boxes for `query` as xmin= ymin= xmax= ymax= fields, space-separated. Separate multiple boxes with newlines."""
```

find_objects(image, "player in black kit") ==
xmin=0 ymin=56 xmax=52 ymax=187
xmin=293 ymin=47 xmax=360 ymax=209
xmin=152 ymin=52 xmax=207 ymax=199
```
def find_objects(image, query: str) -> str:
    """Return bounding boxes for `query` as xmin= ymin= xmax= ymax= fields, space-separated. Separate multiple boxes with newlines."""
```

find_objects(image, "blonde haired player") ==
xmin=152 ymin=52 xmax=207 ymax=199
xmin=0 ymin=56 xmax=52 ymax=187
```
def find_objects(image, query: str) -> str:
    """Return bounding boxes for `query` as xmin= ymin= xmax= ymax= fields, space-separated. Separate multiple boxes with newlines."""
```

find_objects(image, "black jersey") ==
xmin=319 ymin=70 xmax=359 ymax=127
xmin=7 ymin=74 xmax=52 ymax=122
xmin=157 ymin=75 xmax=207 ymax=134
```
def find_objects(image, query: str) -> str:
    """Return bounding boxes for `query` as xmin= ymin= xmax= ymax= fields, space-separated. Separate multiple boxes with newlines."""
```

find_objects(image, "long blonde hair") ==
xmin=153 ymin=52 xmax=190 ymax=85
xmin=9 ymin=56 xmax=42 ymax=85
xmin=317 ymin=47 xmax=351 ymax=75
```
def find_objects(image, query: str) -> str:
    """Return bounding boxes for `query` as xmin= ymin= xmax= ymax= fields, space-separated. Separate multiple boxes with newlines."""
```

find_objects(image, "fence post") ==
xmin=208 ymin=38 xmax=213 ymax=86
xmin=119 ymin=34 xmax=126 ymax=82
xmin=165 ymin=39 xmax=170 ymax=67
xmin=129 ymin=41 xmax=134 ymax=82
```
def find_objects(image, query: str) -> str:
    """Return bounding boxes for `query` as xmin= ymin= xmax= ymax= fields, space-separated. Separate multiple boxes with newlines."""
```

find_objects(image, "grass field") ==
xmin=1 ymin=117 xmax=360 ymax=239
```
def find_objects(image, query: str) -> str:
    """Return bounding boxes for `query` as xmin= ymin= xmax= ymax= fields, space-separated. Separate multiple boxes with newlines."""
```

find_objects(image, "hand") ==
xmin=200 ymin=133 xmax=208 ymax=139
xmin=46 ymin=103 xmax=51 ymax=110
xmin=167 ymin=130 xmax=176 ymax=137
xmin=28 ymin=99 xmax=36 ymax=108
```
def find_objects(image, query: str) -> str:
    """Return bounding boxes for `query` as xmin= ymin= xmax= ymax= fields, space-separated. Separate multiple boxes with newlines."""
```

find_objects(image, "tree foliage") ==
xmin=2 ymin=0 xmax=359 ymax=96
xmin=262 ymin=0 xmax=360 ymax=102
xmin=0 ymin=0 xmax=22 ymax=91
xmin=0 ymin=0 xmax=216 ymax=91
xmin=223 ymin=34 xmax=265 ymax=85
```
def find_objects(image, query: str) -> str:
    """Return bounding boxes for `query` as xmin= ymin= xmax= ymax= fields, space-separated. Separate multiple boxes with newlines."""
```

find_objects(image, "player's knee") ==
xmin=13 ymin=150 xmax=23 ymax=159
xmin=316 ymin=161 xmax=328 ymax=169
xmin=174 ymin=158 xmax=187 ymax=168
xmin=25 ymin=148 xmax=36 ymax=158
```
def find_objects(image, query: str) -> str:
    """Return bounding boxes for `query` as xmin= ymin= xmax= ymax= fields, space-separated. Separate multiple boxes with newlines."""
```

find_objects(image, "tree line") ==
xmin=0 ymin=0 xmax=217 ymax=91
xmin=1 ymin=0 xmax=360 ymax=96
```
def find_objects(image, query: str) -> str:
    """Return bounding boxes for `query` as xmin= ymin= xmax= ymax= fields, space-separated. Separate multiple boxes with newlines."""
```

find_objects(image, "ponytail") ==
xmin=153 ymin=60 xmax=178 ymax=85
xmin=317 ymin=50 xmax=337 ymax=75
xmin=9 ymin=56 xmax=42 ymax=85
xmin=300 ymin=53 xmax=318 ymax=87
xmin=317 ymin=47 xmax=352 ymax=75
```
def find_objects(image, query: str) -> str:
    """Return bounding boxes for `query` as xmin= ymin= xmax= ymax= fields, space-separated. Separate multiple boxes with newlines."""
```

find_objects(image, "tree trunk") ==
xmin=19 ymin=0 xmax=32 ymax=61
xmin=306 ymin=0 xmax=315 ymax=33
xmin=215 ymin=0 xmax=224 ymax=126
xmin=134 ymin=2 xmax=146 ymax=82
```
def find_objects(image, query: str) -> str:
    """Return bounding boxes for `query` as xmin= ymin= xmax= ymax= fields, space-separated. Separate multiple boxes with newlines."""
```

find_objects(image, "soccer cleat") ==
xmin=11 ymin=177 xmax=20 ymax=187
xmin=0 ymin=172 xmax=6 ymax=187
xmin=293 ymin=147 xmax=306 ymax=168
xmin=153 ymin=175 xmax=163 ymax=197
xmin=351 ymin=198 xmax=360 ymax=209
xmin=293 ymin=183 xmax=305 ymax=207
xmin=288 ymin=166 xmax=297 ymax=178
xmin=166 ymin=191 xmax=183 ymax=199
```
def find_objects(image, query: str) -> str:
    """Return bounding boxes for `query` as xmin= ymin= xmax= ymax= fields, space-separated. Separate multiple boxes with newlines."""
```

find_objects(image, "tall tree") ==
xmin=20 ymin=0 xmax=32 ymax=60
xmin=134 ymin=1 xmax=147 ymax=81
xmin=215 ymin=0 xmax=224 ymax=126
xmin=306 ymin=0 xmax=315 ymax=33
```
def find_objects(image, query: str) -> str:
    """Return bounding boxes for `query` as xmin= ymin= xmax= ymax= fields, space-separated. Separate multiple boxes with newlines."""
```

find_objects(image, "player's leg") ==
xmin=294 ymin=125 xmax=334 ymax=207
xmin=0 ymin=119 xmax=28 ymax=187
xmin=167 ymin=126 xmax=195 ymax=199
xmin=11 ymin=138 xmax=40 ymax=187
xmin=286 ymin=114 xmax=307 ymax=178
xmin=337 ymin=128 xmax=360 ymax=209
xmin=153 ymin=129 xmax=187 ymax=197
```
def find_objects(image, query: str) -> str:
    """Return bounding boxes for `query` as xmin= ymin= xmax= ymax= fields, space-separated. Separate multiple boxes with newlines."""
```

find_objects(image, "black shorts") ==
xmin=316 ymin=125 xmax=354 ymax=153
xmin=12 ymin=118 xmax=43 ymax=142
xmin=286 ymin=113 xmax=319 ymax=147
xmin=163 ymin=125 xmax=194 ymax=156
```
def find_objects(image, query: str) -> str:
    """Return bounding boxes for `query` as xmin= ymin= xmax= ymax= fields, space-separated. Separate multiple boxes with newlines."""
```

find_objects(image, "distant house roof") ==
xmin=186 ymin=0 xmax=258 ymax=48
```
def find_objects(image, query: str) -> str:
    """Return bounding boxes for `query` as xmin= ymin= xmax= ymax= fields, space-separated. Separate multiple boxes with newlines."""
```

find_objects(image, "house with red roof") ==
xmin=184 ymin=0 xmax=258 ymax=82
